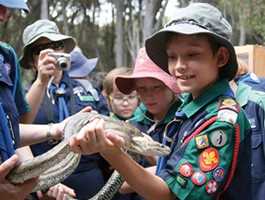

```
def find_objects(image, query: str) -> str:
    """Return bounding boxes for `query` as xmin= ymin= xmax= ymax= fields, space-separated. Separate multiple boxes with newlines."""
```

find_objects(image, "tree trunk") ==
xmin=143 ymin=0 xmax=164 ymax=40
xmin=62 ymin=1 xmax=69 ymax=35
xmin=114 ymin=0 xmax=125 ymax=67
xmin=41 ymin=0 xmax=49 ymax=19
xmin=238 ymin=13 xmax=246 ymax=45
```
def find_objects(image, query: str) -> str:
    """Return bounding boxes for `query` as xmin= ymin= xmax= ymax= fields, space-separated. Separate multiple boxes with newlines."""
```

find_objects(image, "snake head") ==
xmin=130 ymin=133 xmax=170 ymax=156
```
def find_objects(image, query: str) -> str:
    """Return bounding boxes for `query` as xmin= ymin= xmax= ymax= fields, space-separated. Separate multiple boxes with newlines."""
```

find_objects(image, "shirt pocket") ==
xmin=251 ymin=132 xmax=265 ymax=180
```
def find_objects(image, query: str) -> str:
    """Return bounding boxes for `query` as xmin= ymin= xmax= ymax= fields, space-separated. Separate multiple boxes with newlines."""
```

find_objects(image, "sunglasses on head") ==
xmin=32 ymin=41 xmax=65 ymax=55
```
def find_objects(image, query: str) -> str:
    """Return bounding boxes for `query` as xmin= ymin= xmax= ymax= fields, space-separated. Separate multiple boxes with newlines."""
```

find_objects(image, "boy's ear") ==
xmin=216 ymin=47 xmax=230 ymax=68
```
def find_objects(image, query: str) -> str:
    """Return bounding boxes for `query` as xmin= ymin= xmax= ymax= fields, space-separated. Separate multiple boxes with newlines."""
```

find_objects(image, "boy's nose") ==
xmin=122 ymin=99 xmax=129 ymax=105
xmin=171 ymin=58 xmax=186 ymax=75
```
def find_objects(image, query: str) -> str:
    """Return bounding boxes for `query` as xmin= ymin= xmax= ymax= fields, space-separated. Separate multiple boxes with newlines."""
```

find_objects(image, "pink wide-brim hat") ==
xmin=116 ymin=48 xmax=179 ymax=95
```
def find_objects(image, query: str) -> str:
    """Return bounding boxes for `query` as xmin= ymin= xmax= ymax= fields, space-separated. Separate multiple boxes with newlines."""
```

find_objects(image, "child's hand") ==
xmin=0 ymin=155 xmax=38 ymax=200
xmin=37 ymin=183 xmax=76 ymax=200
xmin=69 ymin=118 xmax=125 ymax=155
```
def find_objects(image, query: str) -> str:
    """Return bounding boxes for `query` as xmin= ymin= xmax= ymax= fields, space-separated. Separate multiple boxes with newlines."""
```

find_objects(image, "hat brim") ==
xmin=20 ymin=33 xmax=76 ymax=69
xmin=0 ymin=0 xmax=29 ymax=12
xmin=116 ymin=72 xmax=180 ymax=95
xmin=69 ymin=57 xmax=98 ymax=78
xmin=145 ymin=23 xmax=238 ymax=81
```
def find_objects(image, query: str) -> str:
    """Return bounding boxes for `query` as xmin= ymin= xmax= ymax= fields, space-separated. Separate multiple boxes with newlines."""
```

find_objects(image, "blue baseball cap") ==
xmin=69 ymin=50 xmax=98 ymax=78
xmin=0 ymin=0 xmax=29 ymax=12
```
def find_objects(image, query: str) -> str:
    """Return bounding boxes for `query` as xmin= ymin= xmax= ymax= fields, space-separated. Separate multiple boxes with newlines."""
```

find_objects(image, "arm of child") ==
xmin=69 ymin=118 xmax=175 ymax=200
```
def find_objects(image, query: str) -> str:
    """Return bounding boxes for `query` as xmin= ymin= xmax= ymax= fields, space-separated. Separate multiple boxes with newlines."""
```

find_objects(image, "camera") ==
xmin=48 ymin=52 xmax=71 ymax=71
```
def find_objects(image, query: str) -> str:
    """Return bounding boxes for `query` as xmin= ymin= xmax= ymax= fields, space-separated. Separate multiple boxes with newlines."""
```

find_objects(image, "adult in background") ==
xmin=20 ymin=19 xmax=109 ymax=199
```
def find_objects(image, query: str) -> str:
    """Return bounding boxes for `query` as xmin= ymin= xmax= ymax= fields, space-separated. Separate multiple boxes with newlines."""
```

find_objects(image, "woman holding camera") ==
xmin=20 ymin=19 xmax=110 ymax=200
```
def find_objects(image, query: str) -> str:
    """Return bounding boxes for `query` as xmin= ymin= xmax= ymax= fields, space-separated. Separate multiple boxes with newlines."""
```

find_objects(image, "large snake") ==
xmin=7 ymin=112 xmax=170 ymax=199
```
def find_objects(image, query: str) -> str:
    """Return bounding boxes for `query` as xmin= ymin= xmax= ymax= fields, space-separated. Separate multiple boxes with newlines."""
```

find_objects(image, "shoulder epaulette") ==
xmin=217 ymin=98 xmax=240 ymax=125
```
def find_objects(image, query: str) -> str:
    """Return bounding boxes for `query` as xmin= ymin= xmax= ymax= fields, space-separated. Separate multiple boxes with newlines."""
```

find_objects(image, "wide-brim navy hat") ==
xmin=0 ymin=0 xmax=29 ymax=12
xmin=69 ymin=50 xmax=98 ymax=78
xmin=145 ymin=3 xmax=238 ymax=81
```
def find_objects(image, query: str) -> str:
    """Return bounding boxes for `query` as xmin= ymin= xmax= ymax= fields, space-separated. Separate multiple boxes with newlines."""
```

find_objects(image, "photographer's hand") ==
xmin=23 ymin=49 xmax=59 ymax=123
xmin=36 ymin=49 xmax=58 ymax=86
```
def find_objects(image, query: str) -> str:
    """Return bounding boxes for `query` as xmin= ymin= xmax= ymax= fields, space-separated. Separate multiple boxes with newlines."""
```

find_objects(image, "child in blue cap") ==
xmin=69 ymin=3 xmax=251 ymax=200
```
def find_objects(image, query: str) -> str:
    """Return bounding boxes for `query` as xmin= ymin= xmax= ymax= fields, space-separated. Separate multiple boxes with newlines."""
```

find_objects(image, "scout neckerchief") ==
xmin=48 ymin=82 xmax=70 ymax=121
xmin=156 ymin=111 xmax=186 ymax=174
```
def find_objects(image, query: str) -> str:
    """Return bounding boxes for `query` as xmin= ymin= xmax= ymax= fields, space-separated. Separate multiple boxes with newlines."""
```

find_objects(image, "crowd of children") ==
xmin=1 ymin=1 xmax=264 ymax=200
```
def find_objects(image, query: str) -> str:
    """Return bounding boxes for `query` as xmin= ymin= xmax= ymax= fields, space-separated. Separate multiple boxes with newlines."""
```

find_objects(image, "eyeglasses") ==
xmin=32 ymin=41 xmax=65 ymax=55
xmin=109 ymin=94 xmax=138 ymax=104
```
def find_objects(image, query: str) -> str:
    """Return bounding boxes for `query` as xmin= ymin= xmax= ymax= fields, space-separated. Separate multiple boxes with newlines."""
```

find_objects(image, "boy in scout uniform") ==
xmin=68 ymin=3 xmax=251 ymax=200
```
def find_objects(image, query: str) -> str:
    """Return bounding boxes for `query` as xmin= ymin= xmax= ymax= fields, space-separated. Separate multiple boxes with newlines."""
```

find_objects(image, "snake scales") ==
xmin=7 ymin=112 xmax=170 ymax=199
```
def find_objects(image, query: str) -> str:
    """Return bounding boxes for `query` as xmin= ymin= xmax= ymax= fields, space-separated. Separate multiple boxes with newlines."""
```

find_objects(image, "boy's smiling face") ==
xmin=167 ymin=34 xmax=228 ymax=99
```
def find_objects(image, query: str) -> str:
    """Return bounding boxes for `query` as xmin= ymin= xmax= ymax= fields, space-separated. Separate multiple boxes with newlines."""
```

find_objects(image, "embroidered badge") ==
xmin=249 ymin=118 xmax=256 ymax=129
xmin=191 ymin=171 xmax=207 ymax=186
xmin=219 ymin=98 xmax=239 ymax=112
xmin=195 ymin=135 xmax=209 ymax=149
xmin=78 ymin=95 xmax=94 ymax=102
xmin=73 ymin=86 xmax=94 ymax=102
xmin=199 ymin=147 xmax=219 ymax=172
xmin=176 ymin=175 xmax=187 ymax=187
xmin=73 ymin=86 xmax=85 ymax=94
xmin=218 ymin=98 xmax=240 ymax=125
xmin=206 ymin=180 xmax=218 ymax=194
xmin=210 ymin=130 xmax=227 ymax=147
xmin=212 ymin=167 xmax=225 ymax=182
xmin=217 ymin=109 xmax=238 ymax=124
xmin=178 ymin=163 xmax=193 ymax=177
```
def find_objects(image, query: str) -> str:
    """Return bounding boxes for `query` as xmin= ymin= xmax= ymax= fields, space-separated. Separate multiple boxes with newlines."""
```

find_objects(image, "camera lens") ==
xmin=48 ymin=52 xmax=70 ymax=71
xmin=59 ymin=61 xmax=67 ymax=69
xmin=57 ymin=57 xmax=70 ymax=70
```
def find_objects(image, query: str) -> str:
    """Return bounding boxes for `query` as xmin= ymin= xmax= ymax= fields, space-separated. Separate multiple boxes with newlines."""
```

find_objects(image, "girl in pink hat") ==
xmin=115 ymin=48 xmax=180 ymax=168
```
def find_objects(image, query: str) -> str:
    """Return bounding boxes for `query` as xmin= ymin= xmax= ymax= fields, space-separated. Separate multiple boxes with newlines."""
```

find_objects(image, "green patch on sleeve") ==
xmin=78 ymin=95 xmax=95 ymax=102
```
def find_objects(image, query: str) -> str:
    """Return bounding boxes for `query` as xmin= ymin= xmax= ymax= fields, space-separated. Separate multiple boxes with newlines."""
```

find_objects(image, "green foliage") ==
xmin=248 ymin=0 xmax=265 ymax=40
xmin=2 ymin=0 xmax=265 ymax=84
